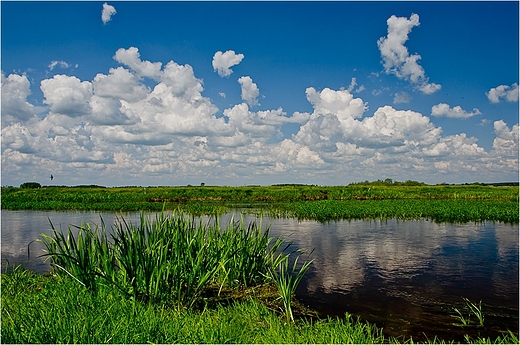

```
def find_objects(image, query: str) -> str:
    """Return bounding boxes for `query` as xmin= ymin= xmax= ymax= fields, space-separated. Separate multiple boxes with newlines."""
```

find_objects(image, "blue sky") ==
xmin=1 ymin=1 xmax=518 ymax=186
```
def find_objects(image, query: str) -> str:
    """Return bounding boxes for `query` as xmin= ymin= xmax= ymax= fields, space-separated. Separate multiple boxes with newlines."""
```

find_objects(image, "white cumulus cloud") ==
xmin=492 ymin=120 xmax=519 ymax=156
xmin=377 ymin=13 xmax=441 ymax=94
xmin=431 ymin=103 xmax=481 ymax=118
xmin=102 ymin=2 xmax=117 ymax=24
xmin=486 ymin=83 xmax=519 ymax=103
xmin=305 ymin=87 xmax=366 ymax=120
xmin=212 ymin=50 xmax=244 ymax=77
xmin=1 ymin=73 xmax=38 ymax=124
xmin=40 ymin=74 xmax=93 ymax=117
xmin=238 ymin=76 xmax=260 ymax=107
xmin=114 ymin=47 xmax=162 ymax=80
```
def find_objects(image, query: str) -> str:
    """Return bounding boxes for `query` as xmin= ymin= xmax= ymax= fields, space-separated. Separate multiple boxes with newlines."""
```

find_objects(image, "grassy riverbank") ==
xmin=1 ymin=266 xmax=386 ymax=344
xmin=2 ymin=183 xmax=518 ymax=223
xmin=2 ymin=266 xmax=518 ymax=344
xmin=2 ymin=211 xmax=518 ymax=343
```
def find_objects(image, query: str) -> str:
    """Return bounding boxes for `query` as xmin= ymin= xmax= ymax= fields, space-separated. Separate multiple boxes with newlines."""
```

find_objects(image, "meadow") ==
xmin=2 ymin=182 xmax=518 ymax=223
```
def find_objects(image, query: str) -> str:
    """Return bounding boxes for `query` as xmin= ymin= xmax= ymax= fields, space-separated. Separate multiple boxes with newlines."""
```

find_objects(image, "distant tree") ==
xmin=200 ymin=182 xmax=205 ymax=187
xmin=76 ymin=185 xmax=106 ymax=188
xmin=398 ymin=180 xmax=426 ymax=186
xmin=20 ymin=182 xmax=41 ymax=189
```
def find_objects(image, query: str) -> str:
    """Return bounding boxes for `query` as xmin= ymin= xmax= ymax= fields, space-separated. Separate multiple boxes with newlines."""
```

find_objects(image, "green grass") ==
xmin=2 ymin=266 xmax=518 ymax=344
xmin=269 ymin=251 xmax=314 ymax=322
xmin=2 ymin=184 xmax=518 ymax=223
xmin=270 ymin=199 xmax=519 ymax=223
xmin=452 ymin=297 xmax=485 ymax=328
xmin=39 ymin=212 xmax=295 ymax=310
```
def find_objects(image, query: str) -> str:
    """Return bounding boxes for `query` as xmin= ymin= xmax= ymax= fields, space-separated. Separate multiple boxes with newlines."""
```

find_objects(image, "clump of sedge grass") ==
xmin=38 ymin=211 xmax=292 ymax=309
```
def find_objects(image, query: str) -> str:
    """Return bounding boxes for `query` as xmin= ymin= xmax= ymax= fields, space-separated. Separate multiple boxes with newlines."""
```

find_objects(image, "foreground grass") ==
xmin=2 ymin=268 xmax=518 ymax=344
xmin=2 ymin=184 xmax=518 ymax=223
xmin=1 ymin=268 xmax=387 ymax=344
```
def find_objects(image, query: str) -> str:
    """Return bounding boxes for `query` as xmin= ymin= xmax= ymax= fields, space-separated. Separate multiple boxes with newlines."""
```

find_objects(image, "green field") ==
xmin=2 ymin=183 xmax=518 ymax=223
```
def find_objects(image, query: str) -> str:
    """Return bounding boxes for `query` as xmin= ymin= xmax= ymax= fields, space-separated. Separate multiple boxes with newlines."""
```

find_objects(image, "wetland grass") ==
xmin=2 ymin=265 xmax=518 ymax=344
xmin=268 ymin=251 xmax=314 ymax=322
xmin=273 ymin=199 xmax=519 ymax=223
xmin=452 ymin=297 xmax=485 ymax=328
xmin=39 ymin=212 xmax=292 ymax=309
xmin=2 ymin=184 xmax=518 ymax=223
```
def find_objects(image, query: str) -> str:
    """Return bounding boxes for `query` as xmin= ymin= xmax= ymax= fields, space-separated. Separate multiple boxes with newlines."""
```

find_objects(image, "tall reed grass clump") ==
xmin=39 ymin=212 xmax=307 ymax=311
xmin=268 ymin=250 xmax=314 ymax=322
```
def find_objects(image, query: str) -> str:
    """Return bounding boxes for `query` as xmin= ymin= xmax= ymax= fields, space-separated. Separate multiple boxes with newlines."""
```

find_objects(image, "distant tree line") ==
xmin=351 ymin=180 xmax=519 ymax=187
xmin=17 ymin=183 xmax=107 ymax=189
xmin=349 ymin=179 xmax=426 ymax=186
xmin=10 ymin=180 xmax=518 ymax=190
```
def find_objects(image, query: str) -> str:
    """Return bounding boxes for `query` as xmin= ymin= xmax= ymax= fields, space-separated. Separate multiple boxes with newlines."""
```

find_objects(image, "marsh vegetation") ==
xmin=2 ymin=183 xmax=518 ymax=223
xmin=2 ymin=264 xmax=391 ymax=344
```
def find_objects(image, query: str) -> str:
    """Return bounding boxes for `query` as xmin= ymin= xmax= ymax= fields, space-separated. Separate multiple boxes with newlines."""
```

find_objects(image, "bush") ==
xmin=20 ymin=182 xmax=41 ymax=189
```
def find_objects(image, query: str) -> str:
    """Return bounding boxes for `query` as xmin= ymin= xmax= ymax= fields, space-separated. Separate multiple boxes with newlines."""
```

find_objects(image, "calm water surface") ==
xmin=1 ymin=210 xmax=518 ymax=341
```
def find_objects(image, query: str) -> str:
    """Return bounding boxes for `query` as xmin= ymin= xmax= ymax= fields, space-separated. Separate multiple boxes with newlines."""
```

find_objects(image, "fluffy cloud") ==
xmin=238 ymin=76 xmax=260 ymax=107
xmin=486 ymin=83 xmax=519 ymax=103
xmin=212 ymin=50 xmax=244 ymax=77
xmin=101 ymin=2 xmax=117 ymax=24
xmin=1 ymin=73 xmax=38 ymax=124
xmin=292 ymin=88 xmax=440 ymax=155
xmin=492 ymin=120 xmax=519 ymax=157
xmin=431 ymin=103 xmax=481 ymax=118
xmin=421 ymin=133 xmax=485 ymax=158
xmin=114 ymin=47 xmax=162 ymax=80
xmin=223 ymin=102 xmax=308 ymax=142
xmin=377 ymin=14 xmax=441 ymax=94
xmin=40 ymin=74 xmax=93 ymax=117
xmin=305 ymin=87 xmax=366 ymax=120
xmin=280 ymin=86 xmax=512 ymax=182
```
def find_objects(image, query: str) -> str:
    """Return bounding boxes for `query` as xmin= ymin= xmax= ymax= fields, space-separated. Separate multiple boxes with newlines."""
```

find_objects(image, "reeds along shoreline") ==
xmin=38 ymin=212 xmax=311 ymax=313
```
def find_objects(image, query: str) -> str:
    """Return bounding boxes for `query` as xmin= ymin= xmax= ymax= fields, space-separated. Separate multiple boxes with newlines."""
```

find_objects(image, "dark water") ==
xmin=1 ymin=210 xmax=518 ymax=341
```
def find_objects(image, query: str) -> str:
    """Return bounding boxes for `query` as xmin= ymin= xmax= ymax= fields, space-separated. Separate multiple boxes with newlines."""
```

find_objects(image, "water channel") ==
xmin=1 ymin=210 xmax=518 ymax=342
